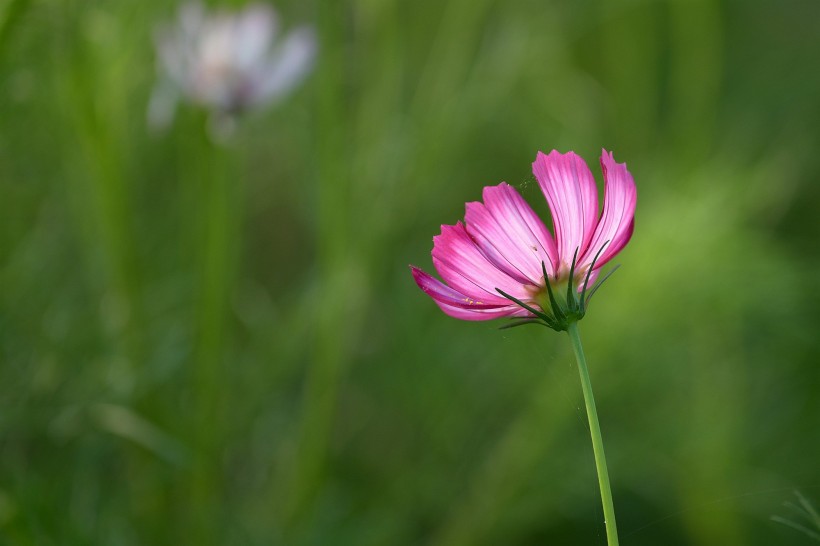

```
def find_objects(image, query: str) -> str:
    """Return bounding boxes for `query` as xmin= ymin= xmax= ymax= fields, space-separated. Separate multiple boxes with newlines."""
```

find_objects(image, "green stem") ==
xmin=185 ymin=118 xmax=239 ymax=545
xmin=566 ymin=322 xmax=619 ymax=546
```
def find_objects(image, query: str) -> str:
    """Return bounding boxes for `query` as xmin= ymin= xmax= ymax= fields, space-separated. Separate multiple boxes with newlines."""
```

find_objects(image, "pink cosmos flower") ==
xmin=411 ymin=150 xmax=636 ymax=329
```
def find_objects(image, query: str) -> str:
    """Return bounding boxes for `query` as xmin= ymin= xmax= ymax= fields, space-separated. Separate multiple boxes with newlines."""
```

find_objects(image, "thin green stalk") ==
xmin=566 ymin=322 xmax=619 ymax=546
xmin=185 ymin=120 xmax=240 ymax=545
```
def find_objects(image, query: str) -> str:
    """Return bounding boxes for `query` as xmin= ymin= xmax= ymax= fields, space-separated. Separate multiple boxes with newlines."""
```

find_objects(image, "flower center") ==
xmin=529 ymin=277 xmax=569 ymax=314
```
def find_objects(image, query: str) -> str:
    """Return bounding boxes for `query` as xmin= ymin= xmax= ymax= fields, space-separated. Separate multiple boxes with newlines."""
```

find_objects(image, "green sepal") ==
xmin=495 ymin=288 xmax=560 ymax=331
xmin=566 ymin=247 xmax=579 ymax=312
xmin=499 ymin=319 xmax=549 ymax=330
xmin=585 ymin=264 xmax=620 ymax=306
xmin=579 ymin=240 xmax=609 ymax=313
xmin=495 ymin=289 xmax=549 ymax=323
xmin=541 ymin=261 xmax=566 ymax=322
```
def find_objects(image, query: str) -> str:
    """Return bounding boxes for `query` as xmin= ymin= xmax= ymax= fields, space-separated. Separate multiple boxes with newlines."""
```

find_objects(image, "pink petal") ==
xmin=410 ymin=266 xmax=506 ymax=310
xmin=432 ymin=301 xmax=532 ymax=321
xmin=580 ymin=150 xmax=637 ymax=270
xmin=431 ymin=223 xmax=529 ymax=303
xmin=533 ymin=151 xmax=599 ymax=272
xmin=464 ymin=183 xmax=558 ymax=284
xmin=410 ymin=266 xmax=526 ymax=321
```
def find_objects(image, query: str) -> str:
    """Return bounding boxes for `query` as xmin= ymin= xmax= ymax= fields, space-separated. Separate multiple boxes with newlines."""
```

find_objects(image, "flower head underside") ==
xmin=411 ymin=149 xmax=636 ymax=331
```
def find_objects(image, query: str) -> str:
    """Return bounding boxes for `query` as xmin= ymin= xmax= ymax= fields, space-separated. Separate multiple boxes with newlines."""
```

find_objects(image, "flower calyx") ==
xmin=496 ymin=244 xmax=618 ymax=332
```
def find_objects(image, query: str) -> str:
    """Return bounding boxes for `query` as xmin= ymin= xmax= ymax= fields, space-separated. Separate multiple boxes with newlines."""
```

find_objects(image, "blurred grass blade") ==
xmin=92 ymin=403 xmax=188 ymax=466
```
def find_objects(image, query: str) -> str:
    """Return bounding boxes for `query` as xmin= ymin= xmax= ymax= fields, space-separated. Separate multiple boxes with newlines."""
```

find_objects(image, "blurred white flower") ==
xmin=149 ymin=2 xmax=316 ymax=132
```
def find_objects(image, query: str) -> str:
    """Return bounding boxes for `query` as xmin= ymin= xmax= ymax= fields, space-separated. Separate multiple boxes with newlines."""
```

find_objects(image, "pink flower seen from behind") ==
xmin=411 ymin=150 xmax=636 ymax=328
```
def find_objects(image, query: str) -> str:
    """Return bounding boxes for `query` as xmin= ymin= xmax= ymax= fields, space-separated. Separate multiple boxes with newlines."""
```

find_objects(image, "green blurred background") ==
xmin=2 ymin=0 xmax=819 ymax=544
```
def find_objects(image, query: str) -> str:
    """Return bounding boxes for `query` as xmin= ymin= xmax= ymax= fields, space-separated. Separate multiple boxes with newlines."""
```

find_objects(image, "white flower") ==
xmin=149 ymin=2 xmax=316 ymax=130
